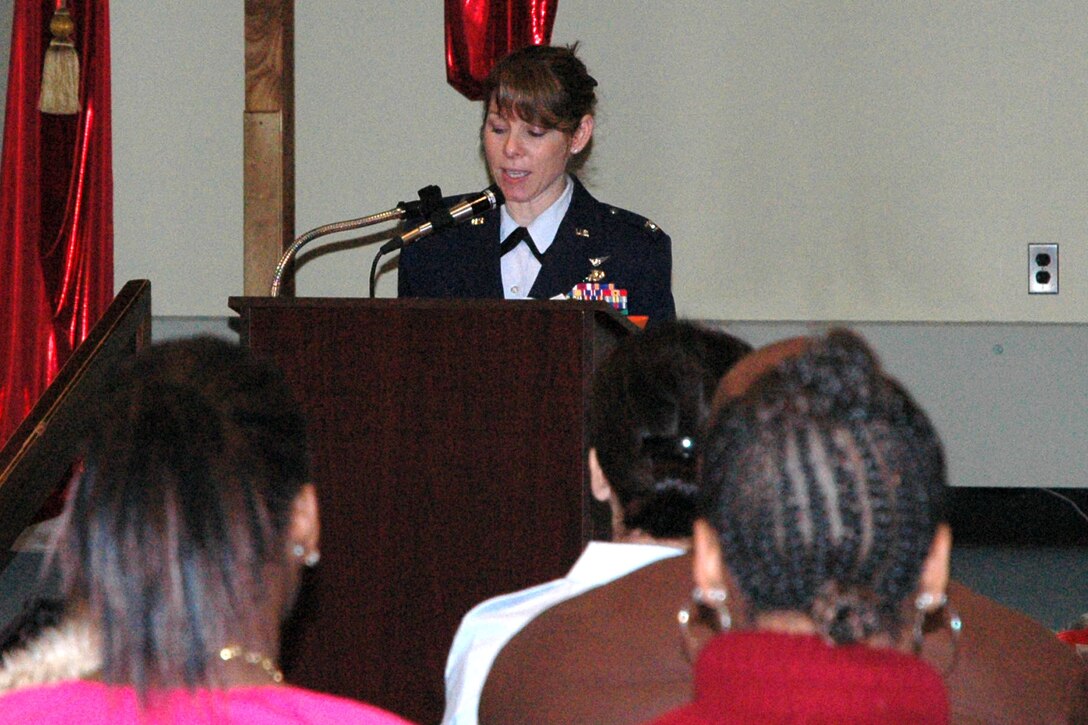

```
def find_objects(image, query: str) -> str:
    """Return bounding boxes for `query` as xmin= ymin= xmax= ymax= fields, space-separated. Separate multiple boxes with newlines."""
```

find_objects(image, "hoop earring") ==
xmin=677 ymin=586 xmax=731 ymax=663
xmin=913 ymin=592 xmax=962 ymax=673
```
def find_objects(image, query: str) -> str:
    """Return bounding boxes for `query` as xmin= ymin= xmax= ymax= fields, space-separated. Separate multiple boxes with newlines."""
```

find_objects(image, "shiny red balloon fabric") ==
xmin=0 ymin=0 xmax=113 ymax=446
xmin=445 ymin=0 xmax=557 ymax=100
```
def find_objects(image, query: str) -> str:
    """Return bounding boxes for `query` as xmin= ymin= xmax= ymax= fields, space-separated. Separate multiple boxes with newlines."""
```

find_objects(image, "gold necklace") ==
xmin=218 ymin=645 xmax=284 ymax=684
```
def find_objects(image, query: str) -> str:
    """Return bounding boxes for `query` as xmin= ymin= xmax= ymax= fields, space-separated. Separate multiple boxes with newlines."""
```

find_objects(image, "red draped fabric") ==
xmin=0 ymin=0 xmax=112 ymax=446
xmin=445 ymin=0 xmax=558 ymax=100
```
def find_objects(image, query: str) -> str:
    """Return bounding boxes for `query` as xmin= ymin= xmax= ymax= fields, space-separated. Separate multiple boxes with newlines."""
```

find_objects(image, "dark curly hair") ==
xmin=700 ymin=329 xmax=947 ymax=644
xmin=590 ymin=322 xmax=751 ymax=539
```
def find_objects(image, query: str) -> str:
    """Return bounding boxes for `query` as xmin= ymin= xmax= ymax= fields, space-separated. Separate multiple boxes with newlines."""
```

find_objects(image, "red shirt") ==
xmin=648 ymin=631 xmax=949 ymax=724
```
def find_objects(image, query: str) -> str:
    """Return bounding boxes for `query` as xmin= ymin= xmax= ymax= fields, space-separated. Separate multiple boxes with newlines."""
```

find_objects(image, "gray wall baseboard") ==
xmin=153 ymin=316 xmax=239 ymax=343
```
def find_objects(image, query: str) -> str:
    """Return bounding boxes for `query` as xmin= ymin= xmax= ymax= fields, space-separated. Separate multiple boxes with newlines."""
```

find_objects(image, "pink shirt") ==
xmin=0 ymin=680 xmax=415 ymax=724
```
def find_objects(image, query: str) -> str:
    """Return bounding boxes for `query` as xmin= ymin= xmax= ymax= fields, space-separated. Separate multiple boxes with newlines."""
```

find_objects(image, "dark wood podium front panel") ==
xmin=229 ymin=297 xmax=630 ymax=723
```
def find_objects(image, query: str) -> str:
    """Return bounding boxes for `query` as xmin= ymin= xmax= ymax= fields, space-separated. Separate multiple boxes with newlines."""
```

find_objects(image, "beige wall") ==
xmin=113 ymin=2 xmax=1086 ymax=320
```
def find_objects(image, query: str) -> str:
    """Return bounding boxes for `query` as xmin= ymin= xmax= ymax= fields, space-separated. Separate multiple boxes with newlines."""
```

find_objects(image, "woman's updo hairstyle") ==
xmin=484 ymin=43 xmax=597 ymax=132
xmin=483 ymin=43 xmax=597 ymax=167
xmin=589 ymin=322 xmax=751 ymax=539
xmin=700 ymin=329 xmax=948 ymax=644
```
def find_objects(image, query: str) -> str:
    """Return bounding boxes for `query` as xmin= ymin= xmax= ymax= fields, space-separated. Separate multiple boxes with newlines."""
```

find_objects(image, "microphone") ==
xmin=396 ymin=184 xmax=443 ymax=218
xmin=380 ymin=185 xmax=504 ymax=254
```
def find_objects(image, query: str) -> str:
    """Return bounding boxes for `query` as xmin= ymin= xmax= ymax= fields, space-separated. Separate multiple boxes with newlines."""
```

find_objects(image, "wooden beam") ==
xmin=243 ymin=0 xmax=295 ymax=296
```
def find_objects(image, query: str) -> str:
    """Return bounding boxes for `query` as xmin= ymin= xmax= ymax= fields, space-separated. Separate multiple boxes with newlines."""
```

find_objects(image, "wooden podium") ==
xmin=228 ymin=297 xmax=634 ymax=723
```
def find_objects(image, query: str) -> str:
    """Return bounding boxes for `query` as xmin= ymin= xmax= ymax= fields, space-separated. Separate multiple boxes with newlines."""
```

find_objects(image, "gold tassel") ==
xmin=39 ymin=4 xmax=81 ymax=115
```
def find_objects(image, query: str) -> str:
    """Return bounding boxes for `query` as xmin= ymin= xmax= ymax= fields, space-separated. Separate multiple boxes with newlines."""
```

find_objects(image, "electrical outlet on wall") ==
xmin=1029 ymin=244 xmax=1058 ymax=294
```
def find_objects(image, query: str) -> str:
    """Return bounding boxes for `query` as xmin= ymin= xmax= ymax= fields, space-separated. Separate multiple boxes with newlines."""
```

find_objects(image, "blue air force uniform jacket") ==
xmin=397 ymin=177 xmax=676 ymax=324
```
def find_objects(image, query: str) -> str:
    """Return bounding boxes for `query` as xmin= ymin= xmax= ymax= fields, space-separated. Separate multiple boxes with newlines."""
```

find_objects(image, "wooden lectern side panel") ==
xmin=0 ymin=280 xmax=152 ymax=567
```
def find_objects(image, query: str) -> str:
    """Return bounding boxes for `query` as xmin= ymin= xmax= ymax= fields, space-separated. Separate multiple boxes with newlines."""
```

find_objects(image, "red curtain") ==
xmin=445 ymin=0 xmax=558 ymax=100
xmin=0 ymin=0 xmax=113 ymax=447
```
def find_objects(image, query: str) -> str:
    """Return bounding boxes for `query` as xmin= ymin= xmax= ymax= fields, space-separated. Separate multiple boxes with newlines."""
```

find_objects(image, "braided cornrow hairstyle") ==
xmin=700 ymin=329 xmax=947 ymax=645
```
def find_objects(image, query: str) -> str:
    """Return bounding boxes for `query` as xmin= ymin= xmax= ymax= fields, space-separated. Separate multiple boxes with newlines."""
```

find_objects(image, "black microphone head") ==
xmin=487 ymin=184 xmax=504 ymax=207
xmin=397 ymin=184 xmax=444 ymax=218
xmin=418 ymin=185 xmax=444 ymax=216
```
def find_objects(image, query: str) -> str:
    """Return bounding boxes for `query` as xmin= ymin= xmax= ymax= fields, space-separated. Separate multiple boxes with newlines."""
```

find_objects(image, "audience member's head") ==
xmin=52 ymin=336 xmax=320 ymax=695
xmin=588 ymin=322 xmax=751 ymax=542
xmin=696 ymin=329 xmax=950 ymax=645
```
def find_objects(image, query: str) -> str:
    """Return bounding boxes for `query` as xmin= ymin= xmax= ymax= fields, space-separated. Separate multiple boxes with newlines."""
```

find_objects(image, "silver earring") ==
xmin=677 ymin=586 xmax=731 ymax=662
xmin=292 ymin=544 xmax=319 ymax=568
xmin=913 ymin=591 xmax=962 ymax=673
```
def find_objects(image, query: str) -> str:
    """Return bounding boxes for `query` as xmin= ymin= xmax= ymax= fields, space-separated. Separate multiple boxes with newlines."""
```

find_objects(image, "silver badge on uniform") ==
xmin=586 ymin=256 xmax=610 ymax=283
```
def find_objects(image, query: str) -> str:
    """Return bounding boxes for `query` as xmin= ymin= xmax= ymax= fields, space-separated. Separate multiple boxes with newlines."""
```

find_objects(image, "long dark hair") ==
xmin=54 ymin=337 xmax=309 ymax=693
xmin=700 ymin=330 xmax=948 ymax=644
xmin=590 ymin=322 xmax=751 ymax=539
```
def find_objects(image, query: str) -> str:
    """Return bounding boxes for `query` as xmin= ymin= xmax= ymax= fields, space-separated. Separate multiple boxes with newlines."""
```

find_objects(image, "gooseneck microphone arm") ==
xmin=268 ymin=185 xmax=443 ymax=297
xmin=269 ymin=209 xmax=400 ymax=296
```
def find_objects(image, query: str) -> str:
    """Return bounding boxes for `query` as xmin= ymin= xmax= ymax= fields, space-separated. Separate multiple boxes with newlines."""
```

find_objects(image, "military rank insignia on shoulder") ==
xmin=606 ymin=206 xmax=665 ymax=238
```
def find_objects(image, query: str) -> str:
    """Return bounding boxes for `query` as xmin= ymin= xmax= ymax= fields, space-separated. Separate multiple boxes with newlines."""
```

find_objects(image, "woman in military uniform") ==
xmin=398 ymin=44 xmax=676 ymax=324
